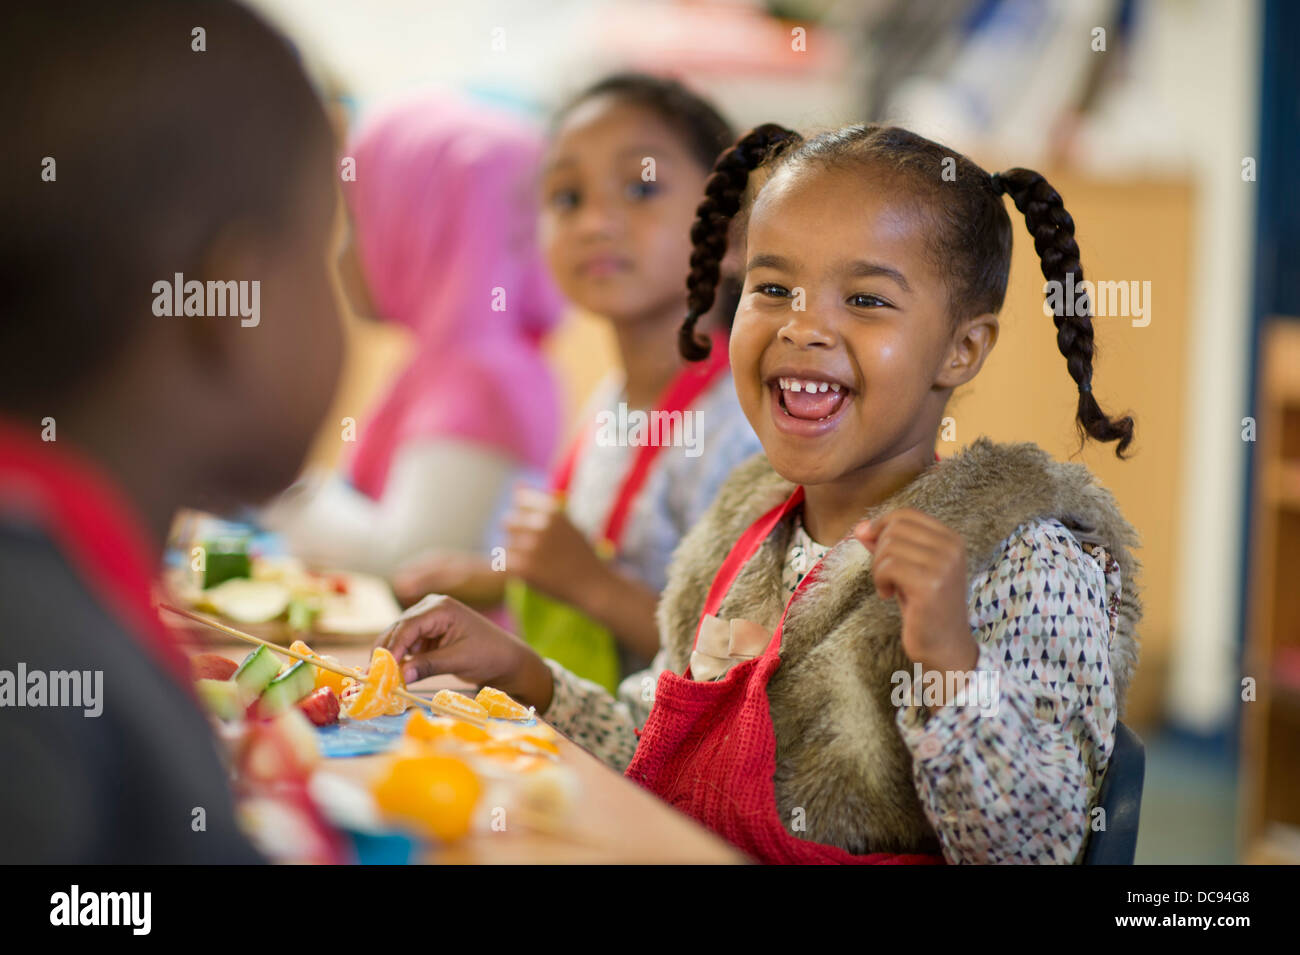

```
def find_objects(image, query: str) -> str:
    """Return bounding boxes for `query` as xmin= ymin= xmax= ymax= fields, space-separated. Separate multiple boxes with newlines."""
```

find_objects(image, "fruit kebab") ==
xmin=160 ymin=603 xmax=490 ymax=726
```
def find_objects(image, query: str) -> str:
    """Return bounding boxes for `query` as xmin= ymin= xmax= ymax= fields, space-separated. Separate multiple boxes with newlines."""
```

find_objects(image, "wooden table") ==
xmin=183 ymin=629 xmax=746 ymax=864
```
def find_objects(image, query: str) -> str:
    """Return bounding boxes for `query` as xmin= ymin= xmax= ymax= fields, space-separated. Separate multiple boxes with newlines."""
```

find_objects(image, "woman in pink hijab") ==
xmin=265 ymin=90 xmax=564 ymax=578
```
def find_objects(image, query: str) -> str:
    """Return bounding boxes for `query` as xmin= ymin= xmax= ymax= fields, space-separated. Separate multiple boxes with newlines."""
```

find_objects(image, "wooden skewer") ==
xmin=159 ymin=603 xmax=487 ymax=726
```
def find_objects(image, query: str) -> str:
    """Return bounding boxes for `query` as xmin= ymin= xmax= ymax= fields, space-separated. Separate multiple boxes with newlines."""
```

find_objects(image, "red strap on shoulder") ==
xmin=552 ymin=331 xmax=731 ymax=552
xmin=690 ymin=486 xmax=805 ymax=654
xmin=602 ymin=337 xmax=730 ymax=549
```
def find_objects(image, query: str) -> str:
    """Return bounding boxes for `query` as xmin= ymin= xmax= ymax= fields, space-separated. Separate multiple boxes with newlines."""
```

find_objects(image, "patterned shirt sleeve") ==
xmin=894 ymin=518 xmax=1120 ymax=864
xmin=540 ymin=650 xmax=666 ymax=771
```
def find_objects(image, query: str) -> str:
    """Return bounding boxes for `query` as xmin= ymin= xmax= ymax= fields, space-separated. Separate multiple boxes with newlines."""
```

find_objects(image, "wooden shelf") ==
xmin=1239 ymin=318 xmax=1300 ymax=864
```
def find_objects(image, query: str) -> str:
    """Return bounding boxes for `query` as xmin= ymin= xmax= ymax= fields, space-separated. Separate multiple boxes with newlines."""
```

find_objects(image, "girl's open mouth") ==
xmin=768 ymin=375 xmax=852 ymax=437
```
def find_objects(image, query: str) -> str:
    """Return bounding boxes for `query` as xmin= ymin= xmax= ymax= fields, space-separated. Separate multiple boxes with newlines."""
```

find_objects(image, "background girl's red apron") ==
xmin=508 ymin=332 xmax=731 ymax=692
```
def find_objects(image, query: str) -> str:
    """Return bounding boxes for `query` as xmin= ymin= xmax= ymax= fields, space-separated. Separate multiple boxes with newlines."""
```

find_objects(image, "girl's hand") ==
xmin=503 ymin=487 xmax=605 ymax=606
xmin=376 ymin=595 xmax=554 ymax=711
xmin=854 ymin=509 xmax=979 ymax=676
xmin=391 ymin=550 xmax=504 ymax=609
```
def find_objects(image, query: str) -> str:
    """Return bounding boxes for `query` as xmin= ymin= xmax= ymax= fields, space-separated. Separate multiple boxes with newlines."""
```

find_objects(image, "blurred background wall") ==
xmin=244 ymin=0 xmax=1295 ymax=862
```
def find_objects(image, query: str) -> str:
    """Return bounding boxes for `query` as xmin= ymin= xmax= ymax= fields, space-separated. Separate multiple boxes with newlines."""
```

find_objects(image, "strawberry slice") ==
xmin=190 ymin=653 xmax=239 ymax=682
xmin=297 ymin=687 xmax=341 ymax=727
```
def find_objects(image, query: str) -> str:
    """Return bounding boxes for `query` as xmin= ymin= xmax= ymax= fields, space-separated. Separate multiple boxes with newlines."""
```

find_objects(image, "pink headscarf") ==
xmin=343 ymin=90 xmax=564 ymax=499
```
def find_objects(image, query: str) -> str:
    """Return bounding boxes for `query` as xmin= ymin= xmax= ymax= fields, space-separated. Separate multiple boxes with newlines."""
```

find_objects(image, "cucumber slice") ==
xmin=287 ymin=597 xmax=319 ymax=633
xmin=202 ymin=544 xmax=252 ymax=589
xmin=233 ymin=645 xmax=280 ymax=702
xmin=258 ymin=660 xmax=316 ymax=715
xmin=195 ymin=678 xmax=242 ymax=721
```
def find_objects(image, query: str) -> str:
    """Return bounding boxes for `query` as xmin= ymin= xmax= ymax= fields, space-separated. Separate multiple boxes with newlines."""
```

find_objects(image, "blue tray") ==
xmin=317 ymin=712 xmax=414 ymax=757
xmin=317 ymin=708 xmax=540 ymax=758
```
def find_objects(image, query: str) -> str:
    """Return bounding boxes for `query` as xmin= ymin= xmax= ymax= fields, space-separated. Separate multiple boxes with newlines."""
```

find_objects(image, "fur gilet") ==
xmin=656 ymin=439 xmax=1142 ymax=854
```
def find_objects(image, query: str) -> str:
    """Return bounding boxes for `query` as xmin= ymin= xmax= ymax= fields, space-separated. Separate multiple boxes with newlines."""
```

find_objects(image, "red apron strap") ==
xmin=549 ymin=435 xmax=582 ymax=497
xmin=690 ymin=485 xmax=806 ymax=655
xmin=602 ymin=335 xmax=730 ymax=549
xmin=551 ymin=330 xmax=731 ymax=552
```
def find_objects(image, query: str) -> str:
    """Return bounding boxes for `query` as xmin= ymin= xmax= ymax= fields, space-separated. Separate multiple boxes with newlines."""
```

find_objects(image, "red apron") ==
xmin=625 ymin=485 xmax=945 ymax=865
xmin=548 ymin=330 xmax=731 ymax=555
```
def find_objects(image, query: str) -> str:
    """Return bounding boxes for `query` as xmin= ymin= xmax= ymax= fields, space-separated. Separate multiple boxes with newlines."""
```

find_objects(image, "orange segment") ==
xmin=431 ymin=689 xmax=489 ymax=722
xmin=514 ymin=733 xmax=560 ymax=756
xmin=405 ymin=710 xmax=490 ymax=744
xmin=371 ymin=755 xmax=481 ymax=842
xmin=474 ymin=686 xmax=532 ymax=721
xmin=476 ymin=737 xmax=559 ymax=760
xmin=475 ymin=750 xmax=552 ymax=775
xmin=314 ymin=658 xmax=358 ymax=698
xmin=342 ymin=647 xmax=404 ymax=720
xmin=489 ymin=720 xmax=558 ymax=743
xmin=286 ymin=640 xmax=358 ymax=697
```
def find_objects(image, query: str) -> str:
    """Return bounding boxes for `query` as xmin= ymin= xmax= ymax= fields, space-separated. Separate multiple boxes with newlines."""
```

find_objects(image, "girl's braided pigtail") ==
xmin=680 ymin=123 xmax=802 ymax=360
xmin=992 ymin=168 xmax=1135 ymax=457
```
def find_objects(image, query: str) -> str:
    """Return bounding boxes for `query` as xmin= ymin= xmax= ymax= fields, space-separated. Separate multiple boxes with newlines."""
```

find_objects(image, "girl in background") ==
xmin=265 ymin=91 xmax=564 ymax=579
xmin=396 ymin=74 xmax=762 ymax=690
xmin=381 ymin=121 xmax=1142 ymax=865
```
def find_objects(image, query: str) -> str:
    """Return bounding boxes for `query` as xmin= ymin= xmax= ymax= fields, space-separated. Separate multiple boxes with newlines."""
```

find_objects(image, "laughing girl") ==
xmin=380 ymin=122 xmax=1142 ymax=865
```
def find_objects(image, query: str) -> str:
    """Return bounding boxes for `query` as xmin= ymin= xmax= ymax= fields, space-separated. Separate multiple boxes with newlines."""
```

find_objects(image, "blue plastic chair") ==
xmin=1082 ymin=721 xmax=1145 ymax=864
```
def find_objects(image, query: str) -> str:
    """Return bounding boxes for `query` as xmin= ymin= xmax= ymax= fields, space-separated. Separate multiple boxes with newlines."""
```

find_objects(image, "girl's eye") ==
xmin=626 ymin=180 xmax=660 ymax=200
xmin=548 ymin=188 xmax=580 ymax=211
xmin=847 ymin=293 xmax=891 ymax=309
xmin=754 ymin=283 xmax=789 ymax=298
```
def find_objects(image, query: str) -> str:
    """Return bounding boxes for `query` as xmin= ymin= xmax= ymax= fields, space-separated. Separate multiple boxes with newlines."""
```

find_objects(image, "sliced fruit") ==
xmin=201 ymin=578 xmax=291 ymax=624
xmin=233 ymin=645 xmax=282 ymax=702
xmin=474 ymin=750 xmax=552 ymax=775
xmin=474 ymin=686 xmax=532 ymax=721
xmin=341 ymin=647 xmax=405 ymax=720
xmin=241 ymin=709 xmax=320 ymax=782
xmin=475 ymin=737 xmax=559 ymax=760
xmin=195 ymin=677 xmax=242 ymax=721
xmin=286 ymin=640 xmax=358 ymax=697
xmin=488 ymin=719 xmax=558 ymax=744
xmin=258 ymin=660 xmax=316 ymax=716
xmin=371 ymin=755 xmax=481 ymax=842
xmin=190 ymin=653 xmax=239 ymax=682
xmin=297 ymin=687 xmax=341 ymax=726
xmin=405 ymin=710 xmax=490 ymax=744
xmin=431 ymin=689 xmax=489 ymax=722
xmin=315 ymin=656 xmax=359 ymax=698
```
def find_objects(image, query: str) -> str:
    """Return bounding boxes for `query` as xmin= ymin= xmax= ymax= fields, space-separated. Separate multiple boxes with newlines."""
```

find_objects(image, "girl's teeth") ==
xmin=776 ymin=377 xmax=844 ymax=393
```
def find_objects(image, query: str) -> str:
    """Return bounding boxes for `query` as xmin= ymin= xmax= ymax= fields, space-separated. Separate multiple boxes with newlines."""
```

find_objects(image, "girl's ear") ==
xmin=935 ymin=312 xmax=999 ymax=389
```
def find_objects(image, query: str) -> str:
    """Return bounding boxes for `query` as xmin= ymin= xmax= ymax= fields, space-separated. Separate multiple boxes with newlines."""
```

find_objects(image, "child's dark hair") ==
xmin=680 ymin=123 xmax=1135 ymax=458
xmin=553 ymin=72 xmax=744 ymax=327
xmin=1 ymin=0 xmax=333 ymax=414
xmin=553 ymin=72 xmax=736 ymax=173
